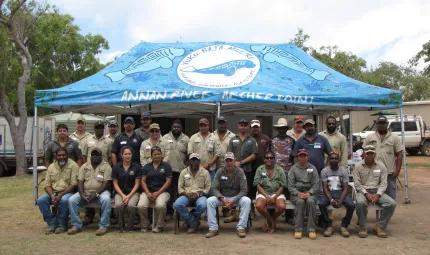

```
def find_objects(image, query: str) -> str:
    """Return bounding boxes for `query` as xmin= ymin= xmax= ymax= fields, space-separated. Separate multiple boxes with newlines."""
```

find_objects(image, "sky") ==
xmin=51 ymin=0 xmax=430 ymax=69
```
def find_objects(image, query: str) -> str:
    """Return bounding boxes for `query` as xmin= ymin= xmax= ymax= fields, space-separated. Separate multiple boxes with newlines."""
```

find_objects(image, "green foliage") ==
xmin=410 ymin=40 xmax=430 ymax=76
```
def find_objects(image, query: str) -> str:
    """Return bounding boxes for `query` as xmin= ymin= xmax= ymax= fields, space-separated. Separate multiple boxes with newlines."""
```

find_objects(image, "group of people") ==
xmin=38 ymin=113 xmax=402 ymax=239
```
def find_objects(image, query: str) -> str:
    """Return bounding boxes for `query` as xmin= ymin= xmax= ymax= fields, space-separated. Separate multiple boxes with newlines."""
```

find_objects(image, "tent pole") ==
xmin=400 ymin=107 xmax=410 ymax=204
xmin=217 ymin=102 xmax=220 ymax=118
xmin=33 ymin=106 xmax=38 ymax=205
xmin=349 ymin=110 xmax=353 ymax=154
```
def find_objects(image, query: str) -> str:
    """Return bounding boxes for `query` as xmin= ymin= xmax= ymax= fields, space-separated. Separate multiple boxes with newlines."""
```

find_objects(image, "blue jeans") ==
xmin=174 ymin=195 xmax=207 ymax=227
xmin=210 ymin=170 xmax=216 ymax=180
xmin=68 ymin=191 xmax=111 ymax=229
xmin=207 ymin=196 xmax=251 ymax=231
xmin=37 ymin=193 xmax=72 ymax=228
xmin=319 ymin=191 xmax=355 ymax=228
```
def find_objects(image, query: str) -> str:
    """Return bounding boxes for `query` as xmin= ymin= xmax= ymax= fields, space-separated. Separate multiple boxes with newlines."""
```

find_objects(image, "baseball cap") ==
xmin=90 ymin=147 xmax=102 ymax=155
xmin=199 ymin=118 xmax=209 ymax=125
xmin=94 ymin=120 xmax=105 ymax=128
xmin=304 ymin=119 xmax=316 ymax=126
xmin=298 ymin=149 xmax=309 ymax=156
xmin=124 ymin=116 xmax=135 ymax=124
xmin=141 ymin=112 xmax=151 ymax=119
xmin=251 ymin=120 xmax=260 ymax=127
xmin=217 ymin=116 xmax=226 ymax=123
xmin=294 ymin=116 xmax=304 ymax=123
xmin=109 ymin=120 xmax=118 ymax=126
xmin=224 ymin=152 xmax=235 ymax=160
xmin=376 ymin=115 xmax=387 ymax=123
xmin=189 ymin=153 xmax=200 ymax=160
xmin=363 ymin=145 xmax=376 ymax=153
xmin=149 ymin=123 xmax=160 ymax=130
xmin=76 ymin=117 xmax=86 ymax=123
xmin=238 ymin=119 xmax=249 ymax=124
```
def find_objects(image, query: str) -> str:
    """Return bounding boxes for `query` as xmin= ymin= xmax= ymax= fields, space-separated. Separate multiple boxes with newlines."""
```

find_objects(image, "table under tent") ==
xmin=33 ymin=42 xmax=410 ymax=204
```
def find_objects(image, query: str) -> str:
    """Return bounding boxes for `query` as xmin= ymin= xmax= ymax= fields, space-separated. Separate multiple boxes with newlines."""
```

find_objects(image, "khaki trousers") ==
xmin=137 ymin=192 xmax=170 ymax=229
xmin=114 ymin=193 xmax=139 ymax=228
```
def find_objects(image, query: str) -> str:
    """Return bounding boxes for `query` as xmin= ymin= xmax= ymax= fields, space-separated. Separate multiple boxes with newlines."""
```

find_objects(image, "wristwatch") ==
xmin=240 ymin=161 xmax=244 ymax=167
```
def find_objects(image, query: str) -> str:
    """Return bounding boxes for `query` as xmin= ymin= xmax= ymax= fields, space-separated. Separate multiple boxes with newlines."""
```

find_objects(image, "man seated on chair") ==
xmin=174 ymin=153 xmax=211 ymax=234
xmin=68 ymin=147 xmax=112 ymax=236
xmin=319 ymin=151 xmax=355 ymax=238
xmin=288 ymin=149 xmax=320 ymax=240
xmin=206 ymin=152 xmax=251 ymax=238
xmin=353 ymin=145 xmax=397 ymax=238
xmin=38 ymin=147 xmax=79 ymax=235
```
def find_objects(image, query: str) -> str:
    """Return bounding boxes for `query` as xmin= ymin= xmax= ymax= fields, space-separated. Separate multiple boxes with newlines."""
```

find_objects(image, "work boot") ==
xmin=237 ymin=228 xmax=246 ymax=238
xmin=205 ymin=230 xmax=219 ymax=238
xmin=95 ymin=228 xmax=108 ymax=236
xmin=323 ymin=227 xmax=333 ymax=237
xmin=187 ymin=221 xmax=201 ymax=234
xmin=340 ymin=227 xmax=350 ymax=237
xmin=67 ymin=227 xmax=82 ymax=235
xmin=358 ymin=229 xmax=368 ymax=238
xmin=54 ymin=226 xmax=66 ymax=234
xmin=294 ymin=231 xmax=302 ymax=239
xmin=224 ymin=209 xmax=237 ymax=223
xmin=373 ymin=225 xmax=388 ymax=238
xmin=45 ymin=226 xmax=56 ymax=235
xmin=309 ymin=231 xmax=317 ymax=240
xmin=83 ymin=216 xmax=93 ymax=226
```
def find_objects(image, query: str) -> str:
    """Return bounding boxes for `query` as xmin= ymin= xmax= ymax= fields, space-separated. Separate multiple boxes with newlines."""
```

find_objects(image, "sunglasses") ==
xmin=190 ymin=158 xmax=200 ymax=162
xmin=150 ymin=130 xmax=160 ymax=133
xmin=298 ymin=154 xmax=308 ymax=158
xmin=264 ymin=157 xmax=275 ymax=160
xmin=327 ymin=123 xmax=336 ymax=126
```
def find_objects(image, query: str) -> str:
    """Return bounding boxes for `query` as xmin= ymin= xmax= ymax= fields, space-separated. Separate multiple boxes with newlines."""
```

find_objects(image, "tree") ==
xmin=410 ymin=40 xmax=430 ymax=76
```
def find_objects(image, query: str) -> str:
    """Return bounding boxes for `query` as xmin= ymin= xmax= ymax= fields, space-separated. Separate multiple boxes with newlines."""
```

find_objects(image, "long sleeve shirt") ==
xmin=353 ymin=160 xmax=388 ymax=196
xmin=178 ymin=166 xmax=211 ymax=196
xmin=212 ymin=166 xmax=247 ymax=202
xmin=288 ymin=163 xmax=320 ymax=196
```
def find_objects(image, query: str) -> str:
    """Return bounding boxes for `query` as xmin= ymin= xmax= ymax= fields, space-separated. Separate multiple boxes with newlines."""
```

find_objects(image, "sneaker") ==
xmin=237 ymin=228 xmax=246 ymax=238
xmin=323 ymin=227 xmax=333 ymax=237
xmin=358 ymin=229 xmax=368 ymax=238
xmin=54 ymin=226 xmax=66 ymax=234
xmin=340 ymin=227 xmax=350 ymax=238
xmin=45 ymin=226 xmax=56 ymax=235
xmin=95 ymin=228 xmax=108 ymax=236
xmin=67 ymin=227 xmax=82 ymax=235
xmin=294 ymin=231 xmax=302 ymax=239
xmin=152 ymin=227 xmax=163 ymax=233
xmin=309 ymin=231 xmax=317 ymax=240
xmin=373 ymin=225 xmax=387 ymax=238
xmin=205 ymin=230 xmax=219 ymax=238
xmin=140 ymin=227 xmax=148 ymax=233
xmin=187 ymin=221 xmax=201 ymax=234
xmin=82 ymin=216 xmax=93 ymax=226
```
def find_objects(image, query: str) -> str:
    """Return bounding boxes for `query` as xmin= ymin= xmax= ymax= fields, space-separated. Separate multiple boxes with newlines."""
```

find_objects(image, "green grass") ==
xmin=407 ymin=163 xmax=430 ymax=168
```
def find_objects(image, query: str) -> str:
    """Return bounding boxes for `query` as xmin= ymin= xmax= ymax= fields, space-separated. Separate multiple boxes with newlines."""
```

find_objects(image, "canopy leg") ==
xmin=400 ymin=108 xmax=411 ymax=204
xmin=33 ymin=106 xmax=39 ymax=205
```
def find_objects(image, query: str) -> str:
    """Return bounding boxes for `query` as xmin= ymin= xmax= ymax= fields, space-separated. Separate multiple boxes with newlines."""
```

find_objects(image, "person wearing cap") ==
xmin=319 ymin=151 xmax=355 ymax=238
xmin=213 ymin=116 xmax=236 ymax=170
xmin=188 ymin=118 xmax=222 ymax=179
xmin=353 ymin=145 xmax=397 ymax=238
xmin=111 ymin=116 xmax=143 ymax=166
xmin=362 ymin=115 xmax=403 ymax=200
xmin=82 ymin=121 xmax=113 ymax=165
xmin=287 ymin=116 xmax=306 ymax=141
xmin=45 ymin=123 xmax=82 ymax=168
xmin=288 ymin=149 xmax=320 ymax=239
xmin=206 ymin=152 xmax=251 ymax=238
xmin=174 ymin=153 xmax=211 ymax=234
xmin=135 ymin=112 xmax=152 ymax=141
xmin=106 ymin=120 xmax=119 ymax=140
xmin=319 ymin=116 xmax=348 ymax=168
xmin=140 ymin=123 xmax=170 ymax=166
xmin=69 ymin=116 xmax=92 ymax=149
xmin=68 ymin=147 xmax=112 ymax=236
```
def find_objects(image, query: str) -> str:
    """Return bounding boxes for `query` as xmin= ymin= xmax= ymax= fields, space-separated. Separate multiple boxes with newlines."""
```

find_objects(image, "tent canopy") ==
xmin=35 ymin=42 xmax=402 ymax=116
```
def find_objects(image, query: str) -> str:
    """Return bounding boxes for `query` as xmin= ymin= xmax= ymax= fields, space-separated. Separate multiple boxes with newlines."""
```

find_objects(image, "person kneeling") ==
xmin=68 ymin=148 xmax=112 ymax=236
xmin=206 ymin=152 xmax=251 ymax=238
xmin=288 ymin=149 xmax=320 ymax=240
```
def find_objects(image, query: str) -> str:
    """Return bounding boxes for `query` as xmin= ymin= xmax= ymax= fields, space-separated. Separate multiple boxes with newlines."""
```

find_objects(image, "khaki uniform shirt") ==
xmin=288 ymin=163 xmax=320 ymax=196
xmin=81 ymin=135 xmax=113 ymax=163
xmin=319 ymin=130 xmax=348 ymax=168
xmin=213 ymin=129 xmax=236 ymax=169
xmin=78 ymin=161 xmax=112 ymax=194
xmin=253 ymin=164 xmax=287 ymax=195
xmin=353 ymin=160 xmax=388 ymax=196
xmin=70 ymin=132 xmax=92 ymax=148
xmin=45 ymin=159 xmax=79 ymax=192
xmin=212 ymin=166 xmax=247 ymax=202
xmin=162 ymin=132 xmax=189 ymax=173
xmin=188 ymin=132 xmax=222 ymax=171
xmin=286 ymin=129 xmax=306 ymax=141
xmin=105 ymin=133 xmax=119 ymax=140
xmin=178 ymin=166 xmax=211 ymax=195
xmin=140 ymin=138 xmax=170 ymax=166
xmin=362 ymin=131 xmax=403 ymax=174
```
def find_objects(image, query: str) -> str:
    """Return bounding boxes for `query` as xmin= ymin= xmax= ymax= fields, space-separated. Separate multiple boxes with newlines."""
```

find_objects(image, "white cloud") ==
xmin=98 ymin=50 xmax=126 ymax=64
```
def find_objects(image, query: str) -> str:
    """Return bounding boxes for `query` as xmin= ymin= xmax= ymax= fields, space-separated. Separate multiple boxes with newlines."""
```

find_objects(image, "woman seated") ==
xmin=253 ymin=151 xmax=287 ymax=233
xmin=138 ymin=146 xmax=172 ymax=233
xmin=112 ymin=146 xmax=141 ymax=232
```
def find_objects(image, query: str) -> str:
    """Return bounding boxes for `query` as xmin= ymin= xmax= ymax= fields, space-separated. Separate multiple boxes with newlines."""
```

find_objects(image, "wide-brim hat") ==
xmin=273 ymin=118 xmax=289 ymax=127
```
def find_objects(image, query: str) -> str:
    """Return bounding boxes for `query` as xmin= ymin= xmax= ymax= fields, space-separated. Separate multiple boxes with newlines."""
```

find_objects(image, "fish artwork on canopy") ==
xmin=105 ymin=47 xmax=186 ymax=82
xmin=251 ymin=45 xmax=330 ymax=81
xmin=180 ymin=60 xmax=256 ymax=77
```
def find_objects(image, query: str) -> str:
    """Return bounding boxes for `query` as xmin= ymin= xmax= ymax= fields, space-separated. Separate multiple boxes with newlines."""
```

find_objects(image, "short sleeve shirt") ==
xmin=45 ymin=159 xmax=79 ymax=192
xmin=111 ymin=132 xmax=143 ymax=165
xmin=142 ymin=162 xmax=173 ymax=193
xmin=45 ymin=138 xmax=82 ymax=163
xmin=293 ymin=134 xmax=333 ymax=173
xmin=78 ymin=162 xmax=112 ymax=194
xmin=253 ymin=164 xmax=287 ymax=194
xmin=271 ymin=135 xmax=295 ymax=172
xmin=227 ymin=135 xmax=258 ymax=172
xmin=112 ymin=162 xmax=142 ymax=194
xmin=320 ymin=166 xmax=349 ymax=191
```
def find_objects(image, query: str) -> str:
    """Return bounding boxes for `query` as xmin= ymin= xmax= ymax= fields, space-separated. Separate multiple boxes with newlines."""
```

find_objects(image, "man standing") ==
xmin=82 ymin=121 xmax=113 ymax=165
xmin=354 ymin=145 xmax=397 ymax=238
xmin=106 ymin=120 xmax=119 ymax=140
xmin=135 ymin=112 xmax=152 ymax=141
xmin=288 ymin=149 xmax=320 ymax=240
xmin=174 ymin=153 xmax=211 ymax=233
xmin=111 ymin=116 xmax=143 ymax=166
xmin=287 ymin=116 xmax=306 ymax=141
xmin=213 ymin=116 xmax=236 ymax=170
xmin=206 ymin=152 xmax=251 ymax=238
xmin=69 ymin=117 xmax=92 ymax=148
xmin=163 ymin=119 xmax=190 ymax=220
xmin=319 ymin=152 xmax=355 ymax=237
xmin=188 ymin=118 xmax=222 ymax=179
xmin=362 ymin=115 xmax=403 ymax=200
xmin=319 ymin=116 xmax=348 ymax=168
xmin=68 ymin=148 xmax=112 ymax=236
xmin=38 ymin=148 xmax=79 ymax=234
xmin=45 ymin=124 xmax=82 ymax=167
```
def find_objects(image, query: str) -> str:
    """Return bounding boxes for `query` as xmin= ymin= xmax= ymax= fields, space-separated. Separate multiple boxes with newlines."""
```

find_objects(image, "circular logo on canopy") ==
xmin=177 ymin=44 xmax=260 ymax=89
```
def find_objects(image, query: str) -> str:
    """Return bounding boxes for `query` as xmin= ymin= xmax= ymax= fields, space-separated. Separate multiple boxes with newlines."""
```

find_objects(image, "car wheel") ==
xmin=420 ymin=142 xmax=430 ymax=156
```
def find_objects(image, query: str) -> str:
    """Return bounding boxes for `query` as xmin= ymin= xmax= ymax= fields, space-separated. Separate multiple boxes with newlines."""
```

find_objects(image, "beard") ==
xmin=58 ymin=159 xmax=67 ymax=167
xmin=378 ymin=129 xmax=388 ymax=135
xmin=327 ymin=126 xmax=336 ymax=133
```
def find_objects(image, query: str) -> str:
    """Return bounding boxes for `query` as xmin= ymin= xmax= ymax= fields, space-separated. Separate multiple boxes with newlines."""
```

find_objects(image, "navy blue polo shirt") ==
xmin=112 ymin=132 xmax=143 ymax=165
xmin=292 ymin=134 xmax=333 ymax=173
xmin=112 ymin=162 xmax=142 ymax=194
xmin=142 ymin=162 xmax=173 ymax=192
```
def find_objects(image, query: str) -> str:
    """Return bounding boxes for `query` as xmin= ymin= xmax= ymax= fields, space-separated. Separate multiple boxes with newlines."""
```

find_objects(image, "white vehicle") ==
xmin=0 ymin=117 xmax=55 ymax=176
xmin=352 ymin=115 xmax=430 ymax=156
